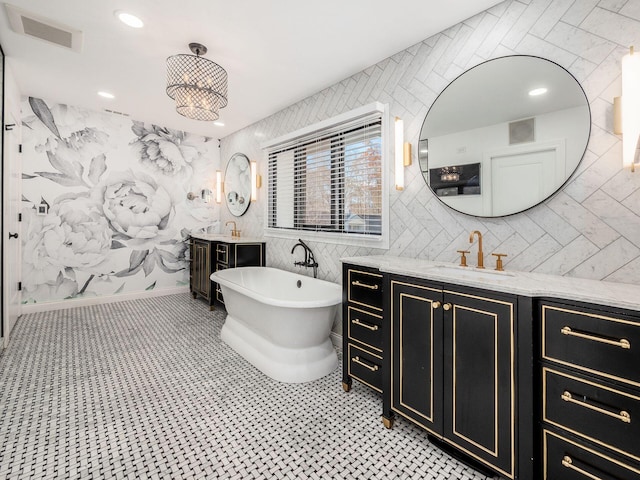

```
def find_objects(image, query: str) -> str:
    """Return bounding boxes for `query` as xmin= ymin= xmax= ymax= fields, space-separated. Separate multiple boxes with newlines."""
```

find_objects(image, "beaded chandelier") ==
xmin=166 ymin=43 xmax=228 ymax=121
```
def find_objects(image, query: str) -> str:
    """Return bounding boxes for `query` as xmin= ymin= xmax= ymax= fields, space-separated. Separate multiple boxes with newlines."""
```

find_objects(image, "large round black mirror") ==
xmin=419 ymin=55 xmax=590 ymax=217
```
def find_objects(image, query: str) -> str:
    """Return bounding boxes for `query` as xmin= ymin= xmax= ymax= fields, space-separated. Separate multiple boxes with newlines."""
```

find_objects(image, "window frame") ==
xmin=263 ymin=102 xmax=390 ymax=249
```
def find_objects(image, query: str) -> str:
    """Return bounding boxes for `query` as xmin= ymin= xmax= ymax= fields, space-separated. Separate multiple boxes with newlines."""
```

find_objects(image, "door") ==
xmin=442 ymin=289 xmax=516 ymax=479
xmin=484 ymin=140 xmax=565 ymax=216
xmin=3 ymin=110 xmax=22 ymax=347
xmin=390 ymin=278 xmax=444 ymax=435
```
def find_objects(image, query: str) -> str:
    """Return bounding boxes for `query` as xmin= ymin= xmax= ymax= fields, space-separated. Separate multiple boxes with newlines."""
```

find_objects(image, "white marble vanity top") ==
xmin=190 ymin=233 xmax=265 ymax=244
xmin=341 ymin=255 xmax=640 ymax=312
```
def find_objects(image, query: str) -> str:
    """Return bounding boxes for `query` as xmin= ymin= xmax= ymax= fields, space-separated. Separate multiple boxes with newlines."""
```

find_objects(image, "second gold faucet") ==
xmin=469 ymin=230 xmax=484 ymax=269
xmin=226 ymin=220 xmax=240 ymax=238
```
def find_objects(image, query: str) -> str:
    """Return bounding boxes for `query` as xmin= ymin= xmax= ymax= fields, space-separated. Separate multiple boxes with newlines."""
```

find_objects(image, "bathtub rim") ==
xmin=211 ymin=266 xmax=341 ymax=308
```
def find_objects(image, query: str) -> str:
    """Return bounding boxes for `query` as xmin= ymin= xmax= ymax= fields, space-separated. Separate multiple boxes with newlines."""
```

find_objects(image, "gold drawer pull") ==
xmin=352 ymin=280 xmax=379 ymax=290
xmin=216 ymin=249 xmax=226 ymax=254
xmin=352 ymin=356 xmax=379 ymax=372
xmin=442 ymin=303 xmax=452 ymax=311
xmin=561 ymin=391 xmax=631 ymax=424
xmin=432 ymin=301 xmax=441 ymax=309
xmin=561 ymin=455 xmax=603 ymax=480
xmin=561 ymin=326 xmax=631 ymax=350
xmin=352 ymin=318 xmax=379 ymax=331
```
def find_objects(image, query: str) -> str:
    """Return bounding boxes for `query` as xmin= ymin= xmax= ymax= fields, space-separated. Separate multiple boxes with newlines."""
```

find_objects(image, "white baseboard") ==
xmin=21 ymin=286 xmax=190 ymax=314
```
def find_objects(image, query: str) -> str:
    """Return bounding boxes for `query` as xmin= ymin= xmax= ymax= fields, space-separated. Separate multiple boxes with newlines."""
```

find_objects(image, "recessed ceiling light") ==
xmin=213 ymin=121 xmax=225 ymax=127
xmin=528 ymin=87 xmax=548 ymax=96
xmin=115 ymin=11 xmax=144 ymax=28
xmin=98 ymin=91 xmax=115 ymax=99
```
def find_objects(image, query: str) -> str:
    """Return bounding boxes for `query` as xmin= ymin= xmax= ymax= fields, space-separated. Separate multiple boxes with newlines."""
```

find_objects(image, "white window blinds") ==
xmin=266 ymin=107 xmax=385 ymax=238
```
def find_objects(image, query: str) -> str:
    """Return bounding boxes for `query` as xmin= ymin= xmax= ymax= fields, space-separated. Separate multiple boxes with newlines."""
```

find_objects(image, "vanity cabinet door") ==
xmin=191 ymin=239 xmax=211 ymax=301
xmin=233 ymin=243 xmax=265 ymax=268
xmin=390 ymin=278 xmax=444 ymax=436
xmin=442 ymin=288 xmax=516 ymax=480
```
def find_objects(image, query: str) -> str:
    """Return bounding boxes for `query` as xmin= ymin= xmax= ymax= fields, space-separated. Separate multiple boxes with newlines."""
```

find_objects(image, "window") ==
xmin=265 ymin=103 xmax=388 ymax=247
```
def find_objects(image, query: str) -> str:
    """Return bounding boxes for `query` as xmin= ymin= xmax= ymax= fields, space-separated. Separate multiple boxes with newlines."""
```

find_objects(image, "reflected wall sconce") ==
xmin=614 ymin=46 xmax=640 ymax=171
xmin=250 ymin=161 xmax=262 ymax=202
xmin=187 ymin=189 xmax=212 ymax=202
xmin=394 ymin=117 xmax=413 ymax=190
xmin=215 ymin=170 xmax=223 ymax=203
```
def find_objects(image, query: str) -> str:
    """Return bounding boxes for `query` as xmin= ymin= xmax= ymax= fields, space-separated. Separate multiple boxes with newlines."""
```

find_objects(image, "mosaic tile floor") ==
xmin=0 ymin=294 xmax=494 ymax=479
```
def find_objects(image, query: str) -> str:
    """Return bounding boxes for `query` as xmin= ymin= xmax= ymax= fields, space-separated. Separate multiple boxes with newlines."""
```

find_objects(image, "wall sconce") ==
xmin=251 ymin=160 xmax=262 ymax=201
xmin=215 ymin=170 xmax=223 ymax=203
xmin=394 ymin=117 xmax=412 ymax=190
xmin=614 ymin=46 xmax=640 ymax=171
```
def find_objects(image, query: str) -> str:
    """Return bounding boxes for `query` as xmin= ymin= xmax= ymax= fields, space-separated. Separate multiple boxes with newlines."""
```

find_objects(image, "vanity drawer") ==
xmin=347 ymin=269 xmax=383 ymax=311
xmin=541 ymin=302 xmax=640 ymax=387
xmin=347 ymin=306 xmax=383 ymax=352
xmin=216 ymin=243 xmax=229 ymax=264
xmin=543 ymin=367 xmax=640 ymax=462
xmin=543 ymin=429 xmax=640 ymax=480
xmin=347 ymin=343 xmax=382 ymax=393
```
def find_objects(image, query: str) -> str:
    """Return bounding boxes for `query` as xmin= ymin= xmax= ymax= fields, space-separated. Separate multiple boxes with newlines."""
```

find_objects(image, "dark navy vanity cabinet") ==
xmin=340 ymin=258 xmax=640 ymax=480
xmin=189 ymin=235 xmax=265 ymax=310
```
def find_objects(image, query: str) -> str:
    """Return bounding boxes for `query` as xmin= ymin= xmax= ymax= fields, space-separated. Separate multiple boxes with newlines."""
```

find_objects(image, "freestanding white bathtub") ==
xmin=210 ymin=266 xmax=342 ymax=383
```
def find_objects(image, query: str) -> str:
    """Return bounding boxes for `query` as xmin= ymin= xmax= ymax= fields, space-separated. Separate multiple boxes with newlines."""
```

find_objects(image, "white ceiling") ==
xmin=0 ymin=0 xmax=502 ymax=138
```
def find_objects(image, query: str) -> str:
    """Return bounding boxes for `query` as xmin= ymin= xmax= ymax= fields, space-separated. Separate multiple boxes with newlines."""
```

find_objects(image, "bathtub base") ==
xmin=220 ymin=314 xmax=338 ymax=383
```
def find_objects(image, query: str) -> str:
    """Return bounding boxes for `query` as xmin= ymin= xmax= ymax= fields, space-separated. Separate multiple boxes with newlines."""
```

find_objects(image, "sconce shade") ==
xmin=166 ymin=43 xmax=228 ymax=121
xmin=251 ymin=161 xmax=258 ymax=202
xmin=622 ymin=46 xmax=640 ymax=170
xmin=215 ymin=170 xmax=223 ymax=203
xmin=395 ymin=117 xmax=405 ymax=190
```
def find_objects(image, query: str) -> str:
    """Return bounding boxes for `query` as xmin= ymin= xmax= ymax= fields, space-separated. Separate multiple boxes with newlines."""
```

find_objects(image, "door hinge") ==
xmin=18 ymin=282 xmax=22 ymax=291
xmin=19 ymin=144 xmax=22 ymax=153
xmin=18 ymin=213 xmax=22 ymax=222
xmin=5 ymin=123 xmax=16 ymax=131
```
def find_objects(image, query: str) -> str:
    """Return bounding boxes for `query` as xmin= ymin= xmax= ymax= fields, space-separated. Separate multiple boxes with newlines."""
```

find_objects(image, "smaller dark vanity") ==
xmin=189 ymin=234 xmax=265 ymax=309
xmin=341 ymin=255 xmax=640 ymax=480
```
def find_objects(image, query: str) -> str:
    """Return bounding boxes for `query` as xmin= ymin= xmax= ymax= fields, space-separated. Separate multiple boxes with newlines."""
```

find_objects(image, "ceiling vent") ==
xmin=5 ymin=4 xmax=83 ymax=52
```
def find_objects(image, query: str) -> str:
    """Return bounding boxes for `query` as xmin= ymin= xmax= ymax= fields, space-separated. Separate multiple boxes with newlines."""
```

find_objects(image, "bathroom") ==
xmin=1 ymin=0 xmax=640 ymax=479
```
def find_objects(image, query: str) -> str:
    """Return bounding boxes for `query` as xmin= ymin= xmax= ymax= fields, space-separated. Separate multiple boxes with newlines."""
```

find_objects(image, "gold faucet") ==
xmin=469 ymin=230 xmax=484 ymax=269
xmin=226 ymin=220 xmax=240 ymax=238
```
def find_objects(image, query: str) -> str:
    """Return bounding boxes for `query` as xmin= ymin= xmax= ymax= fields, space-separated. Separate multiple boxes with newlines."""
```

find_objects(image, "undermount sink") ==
xmin=426 ymin=265 xmax=515 ymax=281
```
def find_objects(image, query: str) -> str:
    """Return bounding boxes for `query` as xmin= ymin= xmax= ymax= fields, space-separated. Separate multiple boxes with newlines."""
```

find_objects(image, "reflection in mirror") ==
xmin=419 ymin=55 xmax=591 ymax=217
xmin=225 ymin=152 xmax=252 ymax=217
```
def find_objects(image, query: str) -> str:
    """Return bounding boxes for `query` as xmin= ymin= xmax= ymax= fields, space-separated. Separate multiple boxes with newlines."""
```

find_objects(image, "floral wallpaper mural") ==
xmin=21 ymin=97 xmax=220 ymax=304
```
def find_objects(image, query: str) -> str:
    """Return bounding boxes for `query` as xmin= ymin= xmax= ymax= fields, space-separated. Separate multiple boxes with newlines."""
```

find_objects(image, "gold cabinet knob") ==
xmin=432 ymin=301 xmax=441 ymax=309
xmin=443 ymin=303 xmax=452 ymax=311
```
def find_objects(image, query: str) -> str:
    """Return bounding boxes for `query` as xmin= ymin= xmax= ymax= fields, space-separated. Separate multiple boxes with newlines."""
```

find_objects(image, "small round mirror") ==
xmin=224 ymin=152 xmax=252 ymax=217
xmin=419 ymin=55 xmax=591 ymax=217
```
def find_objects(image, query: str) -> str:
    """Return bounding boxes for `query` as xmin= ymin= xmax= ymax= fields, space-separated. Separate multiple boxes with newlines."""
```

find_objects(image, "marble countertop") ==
xmin=190 ymin=233 xmax=265 ymax=244
xmin=341 ymin=255 xmax=640 ymax=312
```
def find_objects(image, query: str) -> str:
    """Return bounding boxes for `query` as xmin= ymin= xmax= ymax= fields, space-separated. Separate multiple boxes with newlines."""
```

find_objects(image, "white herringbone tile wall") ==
xmin=220 ymin=0 xmax=640 ymax=332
